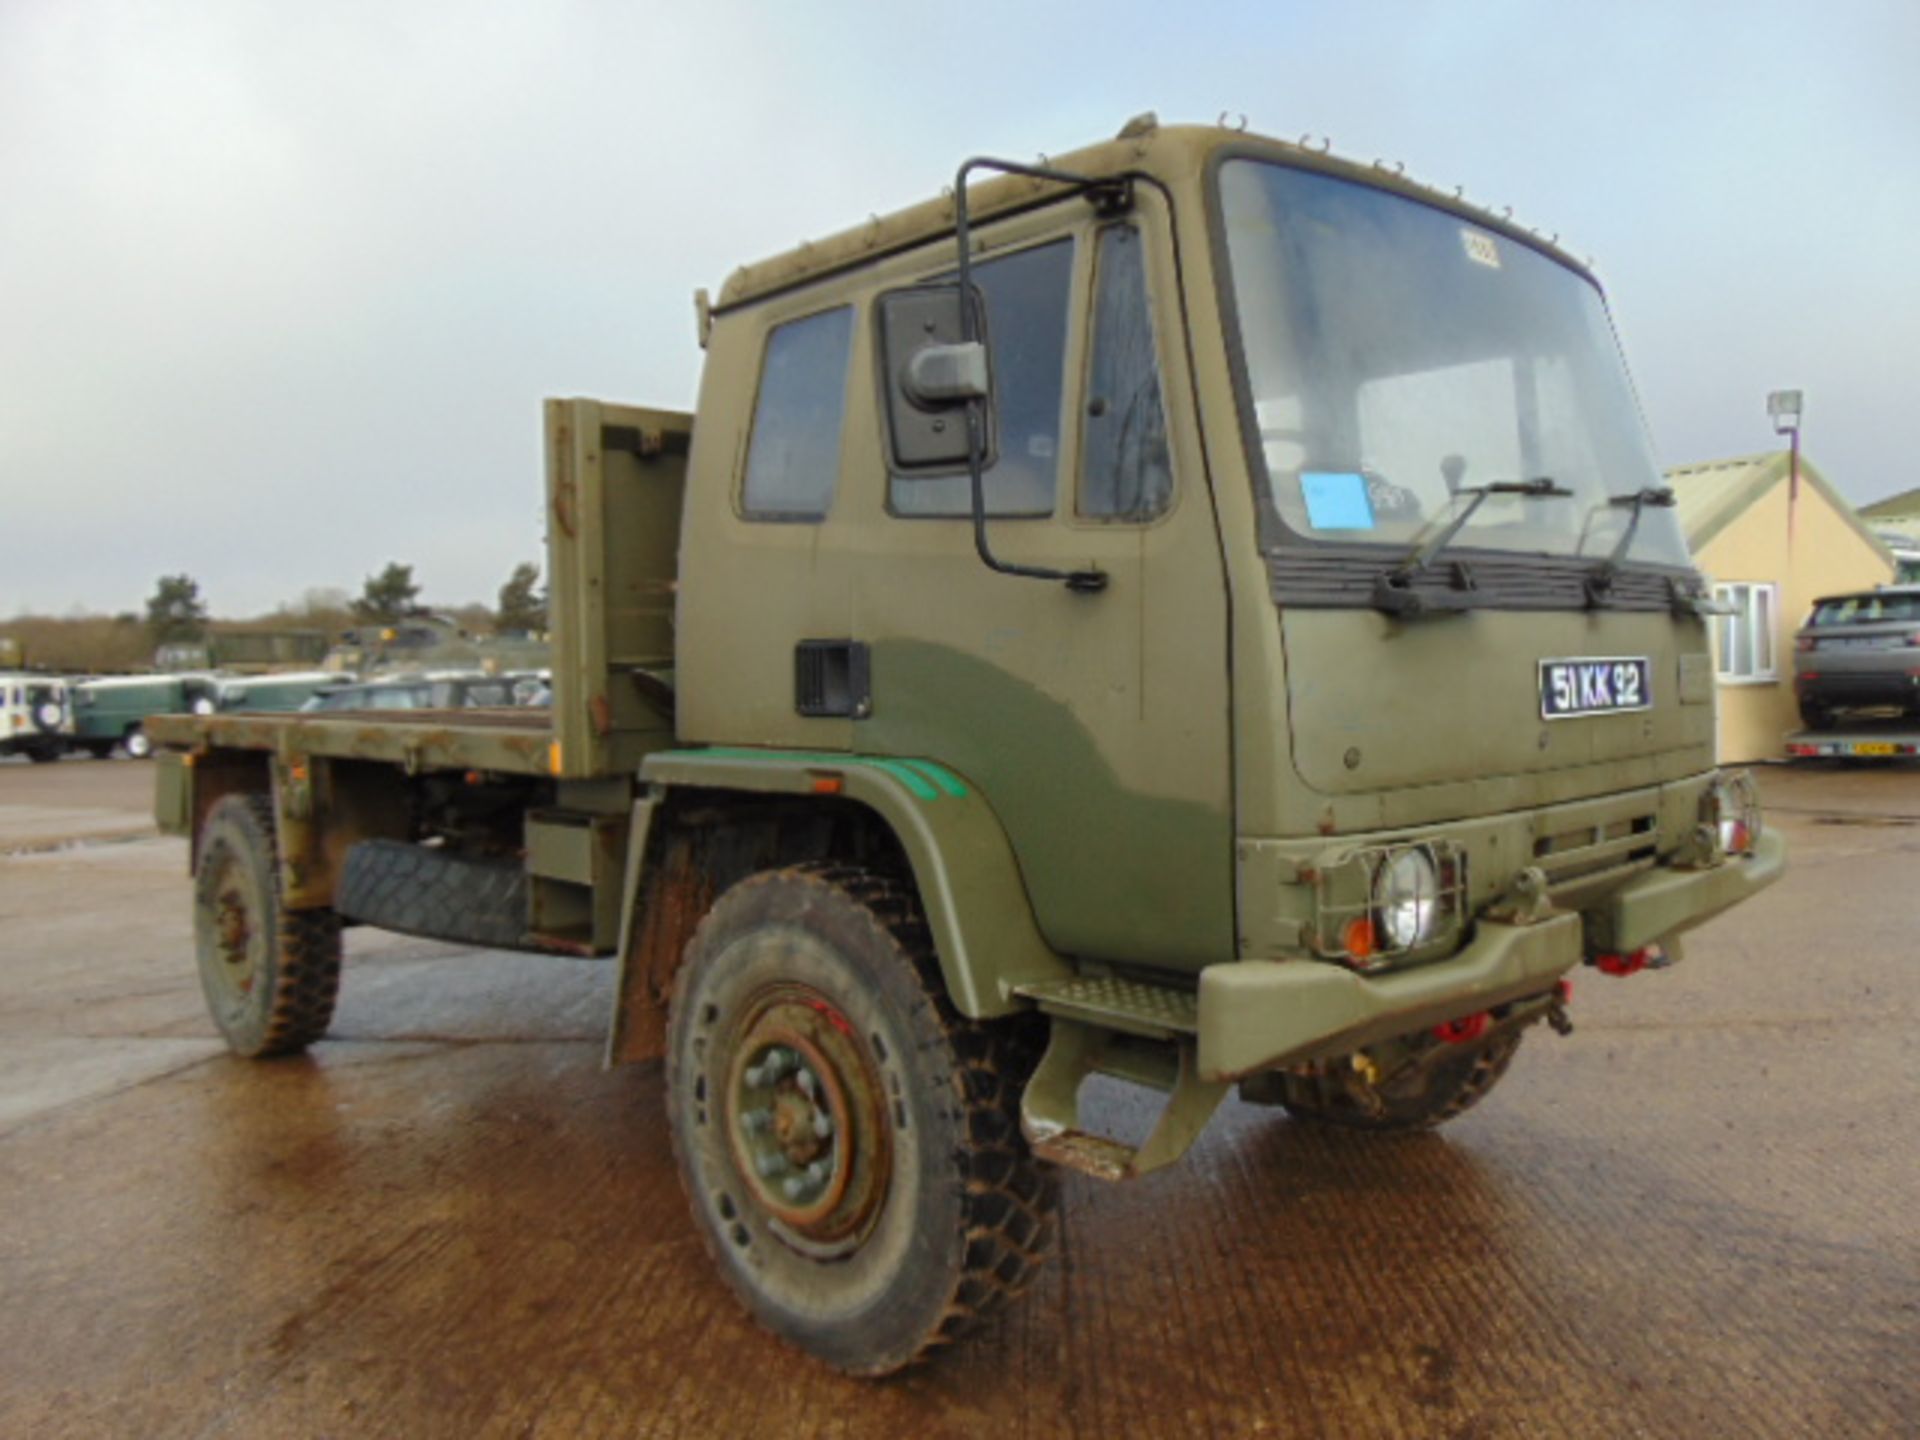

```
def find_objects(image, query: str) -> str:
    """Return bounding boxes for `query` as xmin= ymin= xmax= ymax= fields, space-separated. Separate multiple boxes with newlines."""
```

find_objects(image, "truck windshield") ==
xmin=1218 ymin=160 xmax=1689 ymax=569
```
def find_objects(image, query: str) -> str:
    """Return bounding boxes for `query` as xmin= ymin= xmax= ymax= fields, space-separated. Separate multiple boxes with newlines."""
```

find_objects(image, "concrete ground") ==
xmin=0 ymin=754 xmax=1914 ymax=1438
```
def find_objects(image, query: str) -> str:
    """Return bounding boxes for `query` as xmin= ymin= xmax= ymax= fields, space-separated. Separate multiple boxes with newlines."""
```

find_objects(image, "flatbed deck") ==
xmin=148 ymin=707 xmax=556 ymax=776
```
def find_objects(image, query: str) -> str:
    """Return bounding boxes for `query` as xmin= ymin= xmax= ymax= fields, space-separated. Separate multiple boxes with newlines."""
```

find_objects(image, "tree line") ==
xmin=3 ymin=563 xmax=546 ymax=673
xmin=144 ymin=562 xmax=547 ymax=644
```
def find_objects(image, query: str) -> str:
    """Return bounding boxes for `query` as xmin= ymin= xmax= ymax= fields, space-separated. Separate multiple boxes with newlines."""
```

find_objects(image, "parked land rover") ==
xmin=1 ymin=674 xmax=71 ymax=763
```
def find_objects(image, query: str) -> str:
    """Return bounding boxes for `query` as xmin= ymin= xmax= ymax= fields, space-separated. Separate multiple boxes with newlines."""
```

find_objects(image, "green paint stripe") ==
xmin=863 ymin=758 xmax=941 ymax=801
xmin=900 ymin=759 xmax=970 ymax=798
xmin=659 ymin=747 xmax=956 ymax=802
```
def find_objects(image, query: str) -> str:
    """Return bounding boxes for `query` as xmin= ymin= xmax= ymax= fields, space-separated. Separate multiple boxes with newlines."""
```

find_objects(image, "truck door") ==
xmin=850 ymin=189 xmax=1235 ymax=970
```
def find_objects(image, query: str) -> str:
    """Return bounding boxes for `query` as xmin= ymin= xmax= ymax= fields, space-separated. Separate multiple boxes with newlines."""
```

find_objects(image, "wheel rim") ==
xmin=126 ymin=730 xmax=150 ymax=758
xmin=201 ymin=849 xmax=265 ymax=1017
xmin=723 ymin=984 xmax=891 ymax=1258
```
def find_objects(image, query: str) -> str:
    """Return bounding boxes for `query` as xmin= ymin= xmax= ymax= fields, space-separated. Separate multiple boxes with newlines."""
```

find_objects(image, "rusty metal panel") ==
xmin=148 ymin=711 xmax=556 ymax=777
xmin=153 ymin=752 xmax=192 ymax=836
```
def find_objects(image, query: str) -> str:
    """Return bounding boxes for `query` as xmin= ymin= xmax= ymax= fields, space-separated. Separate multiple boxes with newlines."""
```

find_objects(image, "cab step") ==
xmin=1015 ymin=976 xmax=1224 ymax=1181
xmin=1013 ymin=974 xmax=1198 ymax=1040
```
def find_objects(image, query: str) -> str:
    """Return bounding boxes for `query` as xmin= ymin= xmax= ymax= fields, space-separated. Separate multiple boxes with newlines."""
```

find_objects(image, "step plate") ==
xmin=1015 ymin=976 xmax=1198 ymax=1039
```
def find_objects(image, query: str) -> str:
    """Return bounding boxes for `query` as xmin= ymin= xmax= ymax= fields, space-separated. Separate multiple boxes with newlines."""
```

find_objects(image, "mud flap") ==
xmin=1019 ymin=1019 xmax=1228 ymax=1181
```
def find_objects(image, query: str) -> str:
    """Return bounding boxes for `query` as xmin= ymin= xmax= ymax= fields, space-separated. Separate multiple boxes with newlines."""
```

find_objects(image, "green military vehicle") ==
xmin=74 ymin=672 xmax=345 ymax=758
xmin=151 ymin=117 xmax=1783 ymax=1375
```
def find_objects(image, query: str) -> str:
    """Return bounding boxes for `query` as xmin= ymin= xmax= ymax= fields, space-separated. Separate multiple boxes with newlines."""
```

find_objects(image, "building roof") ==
xmin=1860 ymin=486 xmax=1920 ymax=522
xmin=1664 ymin=450 xmax=1892 ymax=565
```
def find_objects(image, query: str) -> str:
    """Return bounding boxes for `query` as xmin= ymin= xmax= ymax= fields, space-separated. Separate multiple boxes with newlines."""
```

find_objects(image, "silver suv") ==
xmin=1793 ymin=585 xmax=1920 ymax=728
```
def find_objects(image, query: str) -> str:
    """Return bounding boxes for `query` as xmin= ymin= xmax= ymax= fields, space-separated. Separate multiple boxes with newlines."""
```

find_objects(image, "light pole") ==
xmin=1769 ymin=388 xmax=1803 ymax=497
xmin=1769 ymin=389 xmax=1803 ymax=540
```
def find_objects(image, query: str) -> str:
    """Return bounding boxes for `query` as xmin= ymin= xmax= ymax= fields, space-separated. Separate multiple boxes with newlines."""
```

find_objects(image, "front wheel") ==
xmin=123 ymin=726 xmax=153 ymax=760
xmin=666 ymin=863 xmax=1056 ymax=1375
xmin=1276 ymin=1031 xmax=1524 ymax=1132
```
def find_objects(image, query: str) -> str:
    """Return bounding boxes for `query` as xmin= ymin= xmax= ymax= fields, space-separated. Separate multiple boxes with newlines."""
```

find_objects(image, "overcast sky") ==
xmin=3 ymin=0 xmax=1916 ymax=618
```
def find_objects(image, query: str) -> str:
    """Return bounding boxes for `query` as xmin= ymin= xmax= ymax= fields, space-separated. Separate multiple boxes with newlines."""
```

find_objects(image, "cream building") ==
xmin=1667 ymin=451 xmax=1893 ymax=763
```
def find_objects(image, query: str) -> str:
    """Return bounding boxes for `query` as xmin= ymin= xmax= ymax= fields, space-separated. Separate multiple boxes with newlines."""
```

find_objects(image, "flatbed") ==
xmin=148 ymin=706 xmax=561 ymax=776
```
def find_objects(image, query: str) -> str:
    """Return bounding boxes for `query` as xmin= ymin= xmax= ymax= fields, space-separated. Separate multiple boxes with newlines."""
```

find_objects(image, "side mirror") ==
xmin=878 ymin=283 xmax=994 ymax=472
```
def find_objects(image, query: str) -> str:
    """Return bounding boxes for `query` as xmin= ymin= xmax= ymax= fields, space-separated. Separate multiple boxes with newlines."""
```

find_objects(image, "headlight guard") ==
xmin=1308 ymin=840 xmax=1467 ymax=969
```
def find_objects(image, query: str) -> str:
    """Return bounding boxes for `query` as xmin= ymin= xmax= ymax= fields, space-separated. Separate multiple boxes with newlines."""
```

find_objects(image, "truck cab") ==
xmin=675 ymin=122 xmax=1773 ymax=1055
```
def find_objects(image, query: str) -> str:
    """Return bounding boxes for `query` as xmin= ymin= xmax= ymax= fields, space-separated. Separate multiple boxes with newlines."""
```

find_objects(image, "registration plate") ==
xmin=1539 ymin=657 xmax=1652 ymax=719
xmin=1853 ymin=742 xmax=1898 ymax=756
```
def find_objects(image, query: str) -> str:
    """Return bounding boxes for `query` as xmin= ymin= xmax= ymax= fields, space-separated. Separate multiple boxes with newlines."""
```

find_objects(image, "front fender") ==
xmin=635 ymin=748 xmax=1071 ymax=1017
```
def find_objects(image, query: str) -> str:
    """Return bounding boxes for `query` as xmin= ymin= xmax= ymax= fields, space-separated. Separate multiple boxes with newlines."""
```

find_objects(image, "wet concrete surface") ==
xmin=0 ymin=757 xmax=1914 ymax=1437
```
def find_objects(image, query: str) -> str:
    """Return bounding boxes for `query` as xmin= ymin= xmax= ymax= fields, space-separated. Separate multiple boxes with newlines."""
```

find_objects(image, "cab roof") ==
xmin=712 ymin=118 xmax=1597 ymax=314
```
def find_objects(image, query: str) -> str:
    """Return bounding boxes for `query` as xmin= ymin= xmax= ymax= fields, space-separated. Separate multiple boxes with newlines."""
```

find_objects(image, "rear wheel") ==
xmin=25 ymin=746 xmax=61 ymax=764
xmin=1276 ymin=1031 xmax=1524 ymax=1132
xmin=85 ymin=741 xmax=116 ymax=760
xmin=666 ymin=863 xmax=1056 ymax=1375
xmin=193 ymin=794 xmax=341 ymax=1057
xmin=123 ymin=726 xmax=153 ymax=759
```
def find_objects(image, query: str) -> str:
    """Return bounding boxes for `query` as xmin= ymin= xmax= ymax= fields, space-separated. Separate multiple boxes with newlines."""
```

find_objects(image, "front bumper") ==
xmin=1195 ymin=828 xmax=1786 ymax=1081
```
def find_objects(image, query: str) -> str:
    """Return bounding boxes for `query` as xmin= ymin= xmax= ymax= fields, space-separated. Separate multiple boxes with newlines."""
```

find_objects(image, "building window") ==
xmin=741 ymin=306 xmax=855 ymax=521
xmin=1712 ymin=582 xmax=1778 ymax=682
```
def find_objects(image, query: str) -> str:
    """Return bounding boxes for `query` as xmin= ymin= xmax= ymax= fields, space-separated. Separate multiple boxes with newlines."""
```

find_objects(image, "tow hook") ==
xmin=1432 ymin=1012 xmax=1490 ymax=1044
xmin=1593 ymin=944 xmax=1667 ymax=977
xmin=1547 ymin=978 xmax=1574 ymax=1036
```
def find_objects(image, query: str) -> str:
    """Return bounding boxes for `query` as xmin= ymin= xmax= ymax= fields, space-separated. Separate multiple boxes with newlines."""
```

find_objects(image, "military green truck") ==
xmin=151 ymin=117 xmax=1784 ymax=1375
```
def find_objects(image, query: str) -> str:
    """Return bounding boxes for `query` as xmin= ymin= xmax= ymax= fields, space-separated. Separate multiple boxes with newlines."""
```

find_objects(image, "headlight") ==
xmin=1374 ymin=846 xmax=1442 ymax=950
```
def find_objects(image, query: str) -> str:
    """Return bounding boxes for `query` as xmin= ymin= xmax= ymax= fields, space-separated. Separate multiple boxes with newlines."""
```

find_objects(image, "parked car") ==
xmin=70 ymin=671 xmax=343 ymax=758
xmin=1792 ymin=585 xmax=1920 ymax=728
xmin=1 ymin=673 xmax=72 ymax=763
xmin=210 ymin=672 xmax=352 ymax=714
xmin=299 ymin=673 xmax=524 ymax=713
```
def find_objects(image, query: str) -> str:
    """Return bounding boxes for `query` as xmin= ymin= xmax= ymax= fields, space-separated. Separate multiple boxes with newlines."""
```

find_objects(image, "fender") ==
xmin=611 ymin=749 xmax=1069 ymax=1061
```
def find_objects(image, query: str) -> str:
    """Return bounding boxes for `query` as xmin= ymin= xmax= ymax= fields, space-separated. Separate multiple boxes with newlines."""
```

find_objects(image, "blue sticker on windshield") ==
xmin=1300 ymin=471 xmax=1376 ymax=531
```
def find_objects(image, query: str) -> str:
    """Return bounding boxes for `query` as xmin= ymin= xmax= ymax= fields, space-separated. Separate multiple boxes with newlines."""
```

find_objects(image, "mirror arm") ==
xmin=954 ymin=156 xmax=1124 ymax=595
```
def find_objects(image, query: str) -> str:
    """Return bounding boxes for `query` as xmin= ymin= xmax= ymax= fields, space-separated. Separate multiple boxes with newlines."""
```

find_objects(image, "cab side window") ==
xmin=890 ymin=238 xmax=1074 ymax=518
xmin=742 ymin=306 xmax=855 ymax=520
xmin=1080 ymin=225 xmax=1171 ymax=520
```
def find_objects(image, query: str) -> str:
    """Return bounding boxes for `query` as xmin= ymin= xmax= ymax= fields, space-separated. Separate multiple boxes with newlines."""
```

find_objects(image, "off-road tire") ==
xmin=85 ymin=741 xmax=116 ymax=760
xmin=666 ymin=862 xmax=1057 ymax=1376
xmin=123 ymin=726 xmax=153 ymax=760
xmin=26 ymin=746 xmax=61 ymax=764
xmin=1279 ymin=1031 xmax=1524 ymax=1132
xmin=335 ymin=839 xmax=531 ymax=950
xmin=193 ymin=794 xmax=341 ymax=1057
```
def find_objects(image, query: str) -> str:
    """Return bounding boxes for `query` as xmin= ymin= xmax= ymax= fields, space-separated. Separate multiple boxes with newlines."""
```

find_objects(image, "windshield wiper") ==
xmin=1584 ymin=485 xmax=1676 ymax=605
xmin=1372 ymin=477 xmax=1573 ymax=616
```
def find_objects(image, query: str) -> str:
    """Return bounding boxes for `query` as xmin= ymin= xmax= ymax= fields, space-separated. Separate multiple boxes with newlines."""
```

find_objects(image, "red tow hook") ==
xmin=1594 ymin=946 xmax=1659 ymax=976
xmin=1432 ymin=1011 xmax=1490 ymax=1044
